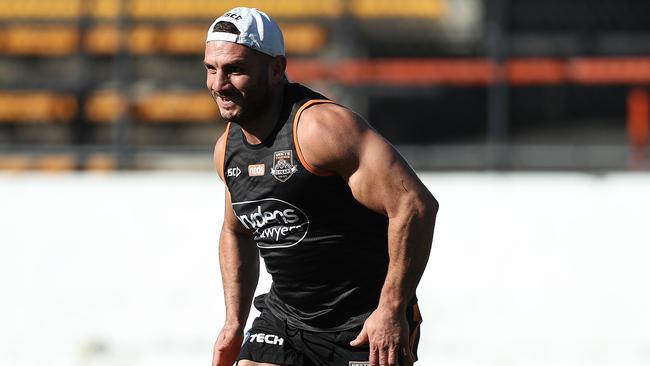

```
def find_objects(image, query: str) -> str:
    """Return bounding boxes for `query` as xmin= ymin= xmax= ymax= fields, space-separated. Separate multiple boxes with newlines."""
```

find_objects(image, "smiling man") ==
xmin=206 ymin=7 xmax=438 ymax=366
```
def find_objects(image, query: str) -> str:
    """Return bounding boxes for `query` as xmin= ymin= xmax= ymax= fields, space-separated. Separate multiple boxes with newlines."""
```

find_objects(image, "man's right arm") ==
xmin=212 ymin=134 xmax=260 ymax=366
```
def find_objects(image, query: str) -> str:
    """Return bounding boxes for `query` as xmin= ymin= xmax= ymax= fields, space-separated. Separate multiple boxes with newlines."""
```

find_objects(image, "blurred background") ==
xmin=1 ymin=0 xmax=649 ymax=171
xmin=2 ymin=1 xmax=650 ymax=366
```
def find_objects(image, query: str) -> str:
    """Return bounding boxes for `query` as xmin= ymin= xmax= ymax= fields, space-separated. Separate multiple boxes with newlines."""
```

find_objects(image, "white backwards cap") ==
xmin=206 ymin=7 xmax=285 ymax=57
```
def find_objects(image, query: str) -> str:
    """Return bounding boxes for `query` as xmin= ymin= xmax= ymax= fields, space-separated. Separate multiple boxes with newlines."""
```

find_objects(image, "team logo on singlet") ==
xmin=270 ymin=150 xmax=297 ymax=182
xmin=232 ymin=198 xmax=309 ymax=248
xmin=226 ymin=166 xmax=241 ymax=178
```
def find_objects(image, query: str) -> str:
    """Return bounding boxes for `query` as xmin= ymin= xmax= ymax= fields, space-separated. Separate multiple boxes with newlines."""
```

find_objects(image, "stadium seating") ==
xmin=0 ymin=155 xmax=31 ymax=171
xmin=0 ymin=23 xmax=326 ymax=56
xmin=159 ymin=25 xmax=205 ymax=55
xmin=1 ymin=25 xmax=78 ymax=55
xmin=0 ymin=153 xmax=116 ymax=172
xmin=84 ymin=91 xmax=127 ymax=123
xmin=0 ymin=0 xmax=441 ymax=58
xmin=132 ymin=91 xmax=218 ymax=123
xmin=0 ymin=0 xmax=446 ymax=19
xmin=84 ymin=154 xmax=117 ymax=171
xmin=0 ymin=92 xmax=77 ymax=123
xmin=85 ymin=90 xmax=218 ymax=123
xmin=350 ymin=0 xmax=446 ymax=18
xmin=0 ymin=0 xmax=82 ymax=19
xmin=159 ymin=23 xmax=327 ymax=55
xmin=128 ymin=25 xmax=159 ymax=54
xmin=281 ymin=24 xmax=328 ymax=55
xmin=126 ymin=0 xmax=344 ymax=19
xmin=34 ymin=154 xmax=76 ymax=171
xmin=0 ymin=0 xmax=344 ymax=19
xmin=0 ymin=154 xmax=76 ymax=172
xmin=83 ymin=25 xmax=119 ymax=54
xmin=83 ymin=25 xmax=158 ymax=54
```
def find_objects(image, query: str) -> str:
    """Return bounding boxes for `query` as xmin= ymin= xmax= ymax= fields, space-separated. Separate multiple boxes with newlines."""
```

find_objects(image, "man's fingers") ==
xmin=403 ymin=347 xmax=415 ymax=366
xmin=212 ymin=333 xmax=243 ymax=366
xmin=350 ymin=327 xmax=369 ymax=347
xmin=387 ymin=346 xmax=397 ymax=366
xmin=369 ymin=343 xmax=379 ymax=366
xmin=379 ymin=347 xmax=389 ymax=366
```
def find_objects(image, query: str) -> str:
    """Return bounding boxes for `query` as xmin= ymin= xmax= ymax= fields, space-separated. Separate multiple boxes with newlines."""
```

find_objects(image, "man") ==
xmin=206 ymin=7 xmax=438 ymax=366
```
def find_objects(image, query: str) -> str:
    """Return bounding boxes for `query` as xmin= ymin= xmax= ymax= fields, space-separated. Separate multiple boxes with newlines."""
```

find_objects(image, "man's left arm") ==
xmin=298 ymin=104 xmax=439 ymax=366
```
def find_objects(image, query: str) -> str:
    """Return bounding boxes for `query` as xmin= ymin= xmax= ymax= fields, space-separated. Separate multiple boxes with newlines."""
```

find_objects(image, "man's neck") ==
xmin=239 ymin=84 xmax=286 ymax=145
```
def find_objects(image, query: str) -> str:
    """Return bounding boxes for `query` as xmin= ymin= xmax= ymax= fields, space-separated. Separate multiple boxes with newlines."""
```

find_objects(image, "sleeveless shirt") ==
xmin=222 ymin=83 xmax=391 ymax=332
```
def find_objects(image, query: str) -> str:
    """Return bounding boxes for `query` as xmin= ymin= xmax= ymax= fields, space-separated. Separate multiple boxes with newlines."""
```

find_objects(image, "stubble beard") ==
xmin=217 ymin=76 xmax=273 ymax=126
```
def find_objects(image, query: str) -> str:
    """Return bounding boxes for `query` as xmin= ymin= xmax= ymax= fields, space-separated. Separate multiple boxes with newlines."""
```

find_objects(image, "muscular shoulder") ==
xmin=297 ymin=103 xmax=370 ymax=177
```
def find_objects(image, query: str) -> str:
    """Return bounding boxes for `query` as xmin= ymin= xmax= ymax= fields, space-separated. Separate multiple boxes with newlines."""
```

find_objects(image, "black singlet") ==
xmin=222 ymin=83 xmax=395 ymax=332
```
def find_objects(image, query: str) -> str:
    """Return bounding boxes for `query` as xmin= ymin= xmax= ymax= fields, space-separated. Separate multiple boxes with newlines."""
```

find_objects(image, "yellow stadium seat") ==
xmin=0 ymin=153 xmax=116 ymax=172
xmin=84 ymin=154 xmax=117 ymax=171
xmin=126 ymin=0 xmax=343 ymax=19
xmin=84 ymin=25 xmax=158 ymax=54
xmin=282 ymin=23 xmax=328 ymax=54
xmin=0 ymin=154 xmax=84 ymax=172
xmin=0 ymin=0 xmax=82 ymax=19
xmin=0 ymin=0 xmax=448 ymax=20
xmin=34 ymin=155 xmax=76 ymax=172
xmin=84 ymin=25 xmax=120 ymax=54
xmin=128 ymin=25 xmax=158 ymax=54
xmin=0 ymin=155 xmax=31 ymax=172
xmin=133 ymin=91 xmax=218 ymax=123
xmin=350 ymin=0 xmax=447 ymax=18
xmin=85 ymin=91 xmax=127 ymax=123
xmin=239 ymin=0 xmax=344 ymax=18
xmin=3 ymin=26 xmax=79 ymax=55
xmin=87 ymin=0 xmax=121 ymax=18
xmin=0 ymin=92 xmax=77 ymax=123
xmin=162 ymin=25 xmax=205 ymax=54
xmin=125 ymin=0 xmax=160 ymax=18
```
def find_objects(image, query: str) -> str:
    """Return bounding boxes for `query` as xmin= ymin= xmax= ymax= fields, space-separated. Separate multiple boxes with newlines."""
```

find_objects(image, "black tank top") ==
xmin=222 ymin=83 xmax=390 ymax=331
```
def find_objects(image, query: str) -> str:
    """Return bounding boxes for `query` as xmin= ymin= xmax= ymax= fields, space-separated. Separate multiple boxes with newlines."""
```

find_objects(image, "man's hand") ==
xmin=212 ymin=324 xmax=244 ymax=366
xmin=350 ymin=307 xmax=414 ymax=366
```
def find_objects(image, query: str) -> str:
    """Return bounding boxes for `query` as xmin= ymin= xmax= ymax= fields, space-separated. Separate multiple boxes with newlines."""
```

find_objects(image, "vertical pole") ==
xmin=329 ymin=2 xmax=368 ymax=118
xmin=112 ymin=0 xmax=133 ymax=170
xmin=485 ymin=0 xmax=509 ymax=169
xmin=627 ymin=88 xmax=649 ymax=170
xmin=73 ymin=0 xmax=92 ymax=170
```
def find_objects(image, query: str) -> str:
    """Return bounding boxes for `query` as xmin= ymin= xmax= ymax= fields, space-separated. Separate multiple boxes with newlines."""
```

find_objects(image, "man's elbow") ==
xmin=411 ymin=190 xmax=438 ymax=223
xmin=421 ymin=193 xmax=439 ymax=222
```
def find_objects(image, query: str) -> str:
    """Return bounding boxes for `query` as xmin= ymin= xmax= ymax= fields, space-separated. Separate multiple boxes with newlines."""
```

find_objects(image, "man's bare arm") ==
xmin=298 ymin=104 xmax=438 ymax=366
xmin=218 ymin=188 xmax=259 ymax=331
xmin=212 ymin=134 xmax=260 ymax=366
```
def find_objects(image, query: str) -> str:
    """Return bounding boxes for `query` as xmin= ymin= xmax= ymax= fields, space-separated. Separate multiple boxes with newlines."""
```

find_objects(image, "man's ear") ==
xmin=270 ymin=56 xmax=287 ymax=83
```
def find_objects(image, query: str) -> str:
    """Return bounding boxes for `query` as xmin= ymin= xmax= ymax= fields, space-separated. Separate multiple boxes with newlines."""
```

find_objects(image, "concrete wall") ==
xmin=1 ymin=172 xmax=649 ymax=366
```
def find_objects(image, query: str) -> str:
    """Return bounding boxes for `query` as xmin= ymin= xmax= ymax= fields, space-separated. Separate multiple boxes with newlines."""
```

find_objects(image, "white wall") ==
xmin=1 ymin=172 xmax=649 ymax=366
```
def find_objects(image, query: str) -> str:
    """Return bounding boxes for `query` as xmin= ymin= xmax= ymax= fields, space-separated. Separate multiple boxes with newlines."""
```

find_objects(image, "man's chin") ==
xmin=219 ymin=108 xmax=242 ymax=123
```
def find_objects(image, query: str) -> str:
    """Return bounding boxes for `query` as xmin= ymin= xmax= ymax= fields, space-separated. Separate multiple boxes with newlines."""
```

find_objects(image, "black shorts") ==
xmin=236 ymin=304 xmax=422 ymax=366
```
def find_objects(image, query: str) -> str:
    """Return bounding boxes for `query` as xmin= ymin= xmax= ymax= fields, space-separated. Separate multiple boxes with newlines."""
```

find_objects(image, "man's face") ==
xmin=204 ymin=41 xmax=273 ymax=123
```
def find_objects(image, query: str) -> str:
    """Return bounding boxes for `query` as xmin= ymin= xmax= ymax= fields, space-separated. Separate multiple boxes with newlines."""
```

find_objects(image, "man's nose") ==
xmin=210 ymin=70 xmax=229 ymax=93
